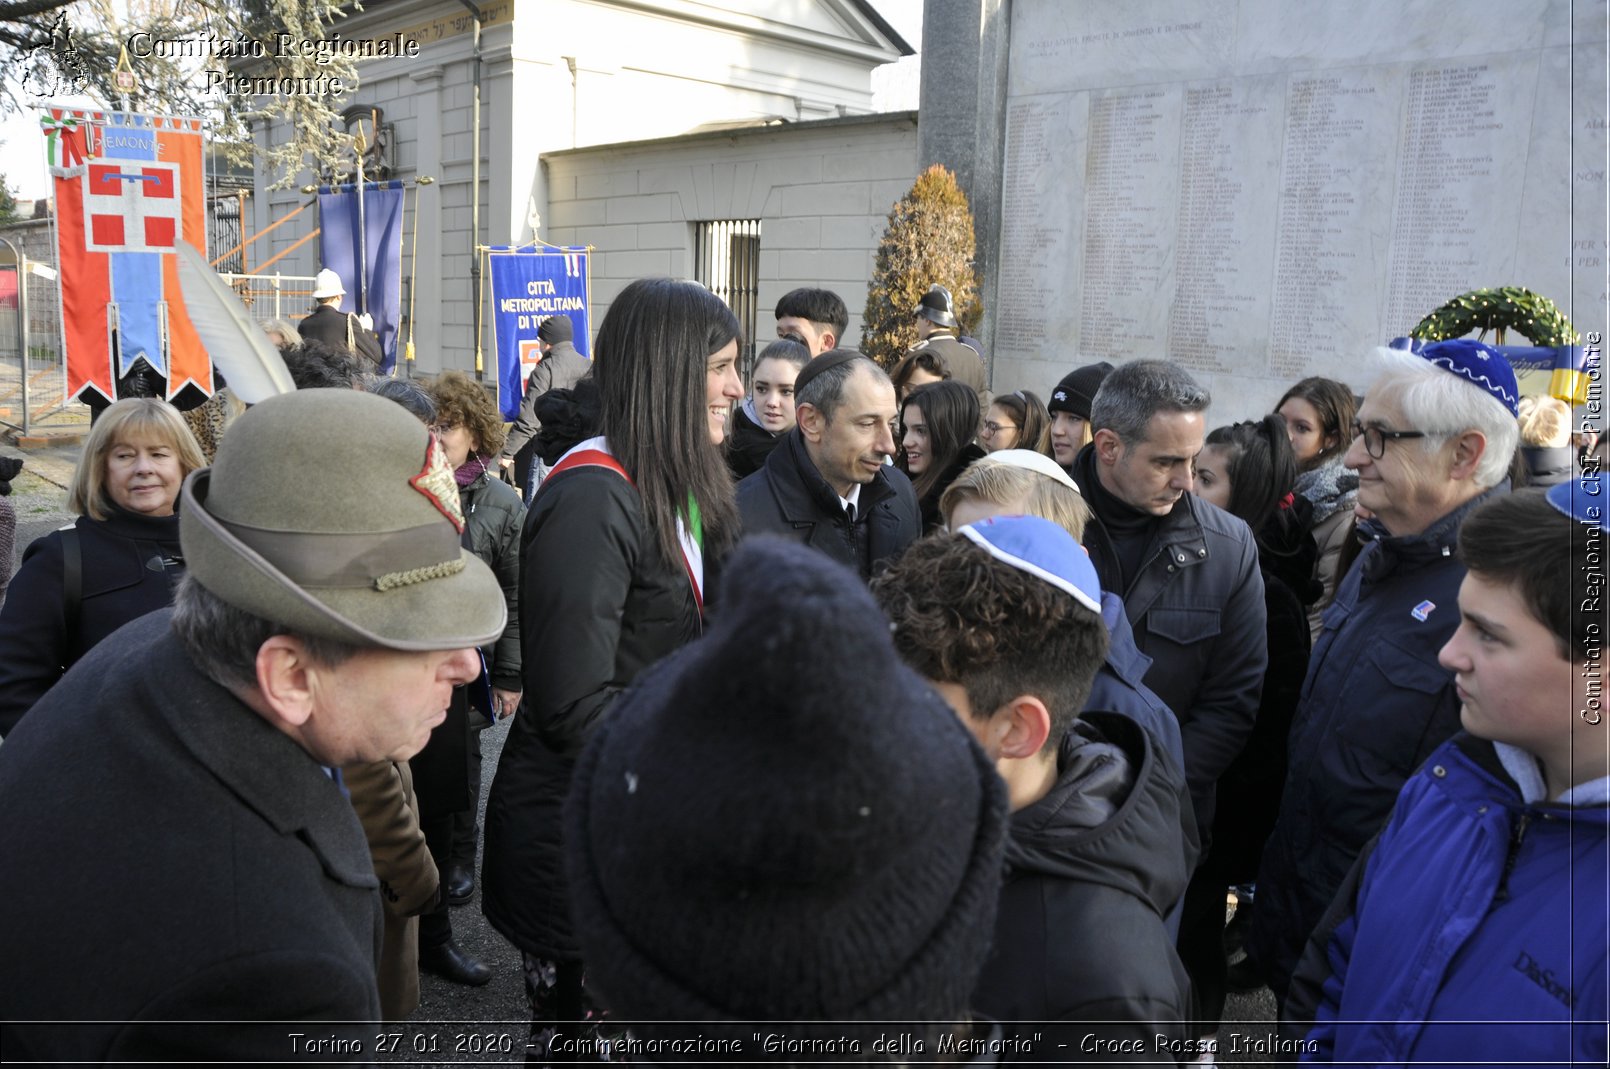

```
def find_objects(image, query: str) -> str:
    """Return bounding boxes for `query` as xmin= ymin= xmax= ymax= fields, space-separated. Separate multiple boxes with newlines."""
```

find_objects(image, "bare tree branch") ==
xmin=1 ymin=0 xmax=361 ymax=188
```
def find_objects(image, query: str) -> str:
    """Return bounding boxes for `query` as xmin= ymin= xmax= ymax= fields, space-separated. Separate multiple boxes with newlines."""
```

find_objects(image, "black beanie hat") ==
xmin=564 ymin=537 xmax=1008 ymax=1043
xmin=537 ymin=314 xmax=574 ymax=344
xmin=1047 ymin=361 xmax=1114 ymax=420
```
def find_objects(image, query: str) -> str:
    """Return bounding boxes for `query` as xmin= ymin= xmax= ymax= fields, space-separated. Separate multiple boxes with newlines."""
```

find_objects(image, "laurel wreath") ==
xmin=1409 ymin=286 xmax=1580 ymax=348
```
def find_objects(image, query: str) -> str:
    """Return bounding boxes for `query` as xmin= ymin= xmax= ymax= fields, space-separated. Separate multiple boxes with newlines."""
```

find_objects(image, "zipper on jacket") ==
xmin=1493 ymin=811 xmax=1532 ymax=902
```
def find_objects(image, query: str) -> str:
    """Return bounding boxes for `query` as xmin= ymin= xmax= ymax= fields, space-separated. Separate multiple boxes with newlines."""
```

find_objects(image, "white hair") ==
xmin=1365 ymin=346 xmax=1519 ymax=488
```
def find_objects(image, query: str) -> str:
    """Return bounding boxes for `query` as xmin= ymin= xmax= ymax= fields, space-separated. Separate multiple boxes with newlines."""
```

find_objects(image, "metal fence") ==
xmin=0 ymin=243 xmax=71 ymax=435
xmin=695 ymin=219 xmax=762 ymax=377
xmin=217 ymin=273 xmax=317 ymax=323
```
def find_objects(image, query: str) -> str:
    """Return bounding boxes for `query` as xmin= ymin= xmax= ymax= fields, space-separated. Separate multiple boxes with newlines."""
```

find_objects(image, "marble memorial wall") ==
xmin=990 ymin=0 xmax=1606 ymax=418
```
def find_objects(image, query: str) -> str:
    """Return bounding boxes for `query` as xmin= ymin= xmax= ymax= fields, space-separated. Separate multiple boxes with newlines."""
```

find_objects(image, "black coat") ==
xmin=482 ymin=454 xmax=703 ymax=960
xmin=299 ymin=303 xmax=383 ymax=366
xmin=0 ymin=508 xmax=183 ymax=736
xmin=0 ymin=617 xmax=381 ymax=1061
xmin=972 ymin=714 xmax=1193 ymax=1056
xmin=1203 ymin=513 xmax=1317 ymax=884
xmin=1071 ymin=446 xmax=1268 ymax=844
xmin=1520 ymin=444 xmax=1578 ymax=487
xmin=735 ymin=429 xmax=921 ymax=581
xmin=724 ymin=404 xmax=780 ymax=481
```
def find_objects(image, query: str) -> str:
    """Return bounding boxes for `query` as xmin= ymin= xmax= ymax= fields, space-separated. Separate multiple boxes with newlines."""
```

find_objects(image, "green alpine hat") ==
xmin=179 ymin=389 xmax=506 ymax=651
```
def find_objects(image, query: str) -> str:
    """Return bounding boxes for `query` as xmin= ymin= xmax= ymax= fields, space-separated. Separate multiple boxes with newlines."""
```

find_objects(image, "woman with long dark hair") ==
xmin=726 ymin=336 xmax=809 ymax=479
xmin=1186 ymin=415 xmax=1320 ymax=1052
xmin=1275 ymin=376 xmax=1358 ymax=639
xmin=482 ymin=278 xmax=743 ymax=1062
xmin=899 ymin=380 xmax=984 ymax=533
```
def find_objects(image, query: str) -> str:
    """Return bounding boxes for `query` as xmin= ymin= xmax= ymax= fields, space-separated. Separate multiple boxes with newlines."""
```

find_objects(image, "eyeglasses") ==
xmin=1350 ymin=419 xmax=1440 ymax=460
xmin=430 ymin=421 xmax=459 ymax=437
xmin=982 ymin=421 xmax=1018 ymax=437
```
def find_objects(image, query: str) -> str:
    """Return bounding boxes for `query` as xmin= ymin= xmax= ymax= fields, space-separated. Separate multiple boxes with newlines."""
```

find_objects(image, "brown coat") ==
xmin=343 ymin=758 xmax=439 ymax=1020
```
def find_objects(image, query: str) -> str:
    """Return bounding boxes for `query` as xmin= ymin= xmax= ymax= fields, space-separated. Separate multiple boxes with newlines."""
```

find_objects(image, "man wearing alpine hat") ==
xmin=0 ymin=389 xmax=505 ymax=1062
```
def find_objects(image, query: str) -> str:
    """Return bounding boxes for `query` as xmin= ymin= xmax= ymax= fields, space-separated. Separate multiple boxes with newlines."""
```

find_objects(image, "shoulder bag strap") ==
xmin=60 ymin=527 xmax=82 ymax=654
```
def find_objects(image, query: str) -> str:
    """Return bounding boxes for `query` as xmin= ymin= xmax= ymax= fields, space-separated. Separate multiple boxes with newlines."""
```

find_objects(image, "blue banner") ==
xmin=487 ymin=247 xmax=590 ymax=421
xmin=103 ymin=113 xmax=162 ymax=378
xmin=318 ymin=181 xmax=405 ymax=373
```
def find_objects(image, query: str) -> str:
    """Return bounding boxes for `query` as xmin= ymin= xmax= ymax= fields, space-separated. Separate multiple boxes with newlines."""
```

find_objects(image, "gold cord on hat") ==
xmin=373 ymin=557 xmax=467 ymax=592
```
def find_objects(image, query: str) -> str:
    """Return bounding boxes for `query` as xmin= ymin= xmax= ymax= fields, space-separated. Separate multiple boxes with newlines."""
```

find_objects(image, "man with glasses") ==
xmin=1250 ymin=338 xmax=1520 ymax=1011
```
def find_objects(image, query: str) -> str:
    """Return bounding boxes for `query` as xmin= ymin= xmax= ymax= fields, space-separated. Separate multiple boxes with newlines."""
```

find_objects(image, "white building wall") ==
xmin=247 ymin=0 xmax=908 ymax=376
xmin=542 ymin=112 xmax=918 ymax=356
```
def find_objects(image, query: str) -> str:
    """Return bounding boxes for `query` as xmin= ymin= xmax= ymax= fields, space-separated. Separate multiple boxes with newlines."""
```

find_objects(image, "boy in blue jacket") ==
xmin=1285 ymin=478 xmax=1607 ymax=1065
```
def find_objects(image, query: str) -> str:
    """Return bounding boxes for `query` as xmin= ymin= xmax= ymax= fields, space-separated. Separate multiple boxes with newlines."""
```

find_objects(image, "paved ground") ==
xmin=5 ymin=431 xmax=1283 ymax=1065
xmin=404 ymin=720 xmax=1283 ymax=1064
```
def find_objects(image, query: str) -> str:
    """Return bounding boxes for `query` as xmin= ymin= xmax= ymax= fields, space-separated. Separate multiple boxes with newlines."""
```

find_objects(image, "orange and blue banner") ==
xmin=43 ymin=108 xmax=209 ymax=402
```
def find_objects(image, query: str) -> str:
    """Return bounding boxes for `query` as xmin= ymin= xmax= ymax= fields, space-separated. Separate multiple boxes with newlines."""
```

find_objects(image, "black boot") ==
xmin=420 ymin=939 xmax=492 ymax=986
xmin=445 ymin=863 xmax=475 ymax=906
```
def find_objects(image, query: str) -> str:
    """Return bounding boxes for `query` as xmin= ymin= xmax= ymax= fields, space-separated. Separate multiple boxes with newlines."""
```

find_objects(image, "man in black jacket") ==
xmin=873 ymin=516 xmax=1193 ymax=1055
xmin=736 ymin=350 xmax=919 ymax=580
xmin=299 ymin=268 xmax=384 ymax=367
xmin=1070 ymin=359 xmax=1267 ymax=841
xmin=1070 ymin=360 xmax=1266 ymax=1050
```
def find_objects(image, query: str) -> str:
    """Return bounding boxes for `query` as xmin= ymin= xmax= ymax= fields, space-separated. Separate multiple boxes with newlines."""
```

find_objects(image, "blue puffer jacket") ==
xmin=1284 ymin=733 xmax=1608 ymax=1066
xmin=1250 ymin=484 xmax=1504 ymax=1001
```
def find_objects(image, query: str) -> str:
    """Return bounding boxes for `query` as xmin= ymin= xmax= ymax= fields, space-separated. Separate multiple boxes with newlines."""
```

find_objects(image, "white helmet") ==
xmin=312 ymin=268 xmax=346 ymax=300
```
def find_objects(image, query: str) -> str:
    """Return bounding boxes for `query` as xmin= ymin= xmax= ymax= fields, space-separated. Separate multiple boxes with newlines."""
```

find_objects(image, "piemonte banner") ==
xmin=42 ymin=108 xmax=210 ymax=402
xmin=318 ymin=181 xmax=405 ymax=373
xmin=487 ymin=246 xmax=590 ymax=421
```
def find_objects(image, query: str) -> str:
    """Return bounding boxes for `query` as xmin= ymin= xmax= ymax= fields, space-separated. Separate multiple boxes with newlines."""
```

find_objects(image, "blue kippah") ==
xmin=956 ymin=515 xmax=1103 ymax=615
xmin=1415 ymin=338 xmax=1520 ymax=416
xmin=1546 ymin=472 xmax=1609 ymax=531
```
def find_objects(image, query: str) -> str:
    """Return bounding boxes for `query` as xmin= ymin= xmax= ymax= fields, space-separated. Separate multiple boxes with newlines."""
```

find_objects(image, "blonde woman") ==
xmin=1517 ymin=394 xmax=1576 ymax=487
xmin=0 ymin=399 xmax=205 ymax=734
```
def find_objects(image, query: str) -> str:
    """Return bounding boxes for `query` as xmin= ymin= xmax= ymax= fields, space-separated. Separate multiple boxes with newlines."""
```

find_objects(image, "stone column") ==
xmin=917 ymin=0 xmax=1011 ymax=378
xmin=409 ymin=65 xmax=446 ymax=376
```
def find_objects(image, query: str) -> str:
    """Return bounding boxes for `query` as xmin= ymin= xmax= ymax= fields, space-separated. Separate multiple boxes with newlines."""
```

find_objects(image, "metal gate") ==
xmin=694 ymin=219 xmax=761 ymax=376
xmin=210 ymin=193 xmax=248 ymax=275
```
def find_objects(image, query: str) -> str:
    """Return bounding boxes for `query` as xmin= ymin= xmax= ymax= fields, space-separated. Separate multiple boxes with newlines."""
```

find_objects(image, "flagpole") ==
xmin=353 ymin=128 xmax=368 ymax=317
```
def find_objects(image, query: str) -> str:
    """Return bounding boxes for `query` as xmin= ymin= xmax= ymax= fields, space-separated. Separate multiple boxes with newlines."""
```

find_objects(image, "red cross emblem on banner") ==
xmin=82 ymin=160 xmax=181 ymax=253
